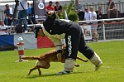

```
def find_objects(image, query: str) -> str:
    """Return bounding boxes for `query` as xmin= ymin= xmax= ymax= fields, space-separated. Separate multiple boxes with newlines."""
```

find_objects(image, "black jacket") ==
xmin=43 ymin=13 xmax=72 ymax=35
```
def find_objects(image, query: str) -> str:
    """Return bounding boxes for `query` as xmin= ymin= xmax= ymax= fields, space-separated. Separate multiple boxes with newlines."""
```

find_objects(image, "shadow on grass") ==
xmin=26 ymin=71 xmax=84 ymax=79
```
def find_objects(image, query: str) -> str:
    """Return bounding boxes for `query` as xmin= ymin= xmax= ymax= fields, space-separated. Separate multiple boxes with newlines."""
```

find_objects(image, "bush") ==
xmin=57 ymin=0 xmax=78 ymax=22
xmin=68 ymin=11 xmax=78 ymax=22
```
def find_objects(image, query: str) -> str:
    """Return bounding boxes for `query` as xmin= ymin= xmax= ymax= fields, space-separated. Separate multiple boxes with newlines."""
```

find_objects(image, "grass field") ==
xmin=0 ymin=41 xmax=124 ymax=82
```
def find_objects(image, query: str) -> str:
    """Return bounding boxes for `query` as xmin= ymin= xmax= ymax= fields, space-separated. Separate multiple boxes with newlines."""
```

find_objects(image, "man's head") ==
xmin=90 ymin=6 xmax=94 ymax=12
xmin=85 ymin=8 xmax=88 ymax=12
xmin=5 ymin=4 xmax=9 ymax=9
xmin=49 ymin=1 xmax=53 ymax=6
xmin=34 ymin=26 xmax=45 ymax=38
xmin=0 ymin=20 xmax=5 ymax=26
xmin=109 ymin=0 xmax=112 ymax=2
xmin=75 ymin=0 xmax=79 ymax=5
xmin=55 ymin=1 xmax=59 ymax=6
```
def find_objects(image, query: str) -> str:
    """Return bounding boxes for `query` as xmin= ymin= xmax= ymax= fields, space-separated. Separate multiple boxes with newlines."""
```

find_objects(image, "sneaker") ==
xmin=57 ymin=71 xmax=70 ymax=74
xmin=24 ymin=30 xmax=28 ymax=33
xmin=95 ymin=62 xmax=103 ymax=71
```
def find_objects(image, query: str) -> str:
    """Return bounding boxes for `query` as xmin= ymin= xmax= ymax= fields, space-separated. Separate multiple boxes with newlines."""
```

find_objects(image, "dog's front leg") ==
xmin=38 ymin=68 xmax=41 ymax=75
xmin=27 ymin=66 xmax=39 ymax=76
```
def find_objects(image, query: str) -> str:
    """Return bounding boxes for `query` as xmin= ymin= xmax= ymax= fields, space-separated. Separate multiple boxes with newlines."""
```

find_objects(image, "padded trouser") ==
xmin=65 ymin=23 xmax=94 ymax=60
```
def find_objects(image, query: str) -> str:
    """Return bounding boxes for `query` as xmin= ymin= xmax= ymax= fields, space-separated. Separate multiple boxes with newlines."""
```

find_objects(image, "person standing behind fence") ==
xmin=46 ymin=1 xmax=55 ymax=12
xmin=84 ymin=8 xmax=90 ymax=24
xmin=107 ymin=0 xmax=118 ymax=18
xmin=54 ymin=1 xmax=62 ymax=16
xmin=18 ymin=0 xmax=28 ymax=33
xmin=89 ymin=6 xmax=99 ymax=42
xmin=4 ymin=4 xmax=13 ymax=26
xmin=96 ymin=6 xmax=103 ymax=29
xmin=27 ymin=3 xmax=32 ymax=15
xmin=75 ymin=0 xmax=84 ymax=20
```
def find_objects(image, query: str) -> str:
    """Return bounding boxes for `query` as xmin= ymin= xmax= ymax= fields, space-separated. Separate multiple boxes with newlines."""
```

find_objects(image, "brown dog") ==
xmin=21 ymin=47 xmax=88 ymax=75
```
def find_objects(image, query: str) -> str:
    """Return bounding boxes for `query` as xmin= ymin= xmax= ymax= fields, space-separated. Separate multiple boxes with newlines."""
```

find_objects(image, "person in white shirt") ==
xmin=89 ymin=6 xmax=99 ymax=41
xmin=84 ymin=8 xmax=90 ymax=24
xmin=18 ymin=0 xmax=28 ymax=33
xmin=89 ymin=6 xmax=97 ymax=21
xmin=0 ymin=20 xmax=9 ymax=35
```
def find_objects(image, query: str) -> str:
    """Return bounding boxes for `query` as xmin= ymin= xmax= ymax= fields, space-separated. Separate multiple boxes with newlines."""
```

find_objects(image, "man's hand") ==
xmin=57 ymin=53 xmax=62 ymax=61
xmin=47 ymin=11 xmax=55 ymax=16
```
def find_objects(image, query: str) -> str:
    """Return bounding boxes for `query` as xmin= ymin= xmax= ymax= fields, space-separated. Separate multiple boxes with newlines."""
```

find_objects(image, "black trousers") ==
xmin=78 ymin=11 xmax=84 ymax=20
xmin=65 ymin=22 xmax=94 ymax=60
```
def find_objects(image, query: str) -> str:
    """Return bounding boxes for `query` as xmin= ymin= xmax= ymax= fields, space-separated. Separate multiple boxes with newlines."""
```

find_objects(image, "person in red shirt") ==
xmin=46 ymin=1 xmax=55 ymax=12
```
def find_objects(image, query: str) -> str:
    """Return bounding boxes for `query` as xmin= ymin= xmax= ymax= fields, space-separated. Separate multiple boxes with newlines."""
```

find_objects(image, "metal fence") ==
xmin=79 ymin=18 xmax=124 ymax=41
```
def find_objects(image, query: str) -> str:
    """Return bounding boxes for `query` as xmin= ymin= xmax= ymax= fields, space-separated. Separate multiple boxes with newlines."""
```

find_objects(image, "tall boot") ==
xmin=90 ymin=52 xmax=103 ymax=71
xmin=58 ymin=58 xmax=75 ymax=74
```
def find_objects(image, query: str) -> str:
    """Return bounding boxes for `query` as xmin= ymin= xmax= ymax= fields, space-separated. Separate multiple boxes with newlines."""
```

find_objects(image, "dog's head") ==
xmin=34 ymin=25 xmax=45 ymax=38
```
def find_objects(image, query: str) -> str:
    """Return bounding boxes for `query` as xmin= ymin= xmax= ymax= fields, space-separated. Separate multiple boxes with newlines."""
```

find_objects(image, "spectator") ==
xmin=75 ymin=0 xmax=84 ymax=20
xmin=27 ymin=3 xmax=32 ymax=15
xmin=0 ymin=20 xmax=10 ymax=35
xmin=96 ymin=6 xmax=103 ymax=29
xmin=84 ymin=8 xmax=90 ymax=24
xmin=89 ymin=6 xmax=99 ymax=42
xmin=89 ymin=6 xmax=97 ymax=21
xmin=107 ymin=0 xmax=118 ymax=18
xmin=54 ymin=1 xmax=62 ymax=15
xmin=4 ymin=4 xmax=13 ymax=26
xmin=96 ymin=6 xmax=103 ymax=20
xmin=30 ymin=3 xmax=34 ymax=16
xmin=18 ymin=0 xmax=28 ymax=33
xmin=46 ymin=1 xmax=55 ymax=12
xmin=28 ymin=3 xmax=37 ymax=24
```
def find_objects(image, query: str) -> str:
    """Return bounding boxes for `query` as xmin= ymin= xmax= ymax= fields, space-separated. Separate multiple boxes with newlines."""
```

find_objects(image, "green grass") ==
xmin=0 ymin=41 xmax=124 ymax=82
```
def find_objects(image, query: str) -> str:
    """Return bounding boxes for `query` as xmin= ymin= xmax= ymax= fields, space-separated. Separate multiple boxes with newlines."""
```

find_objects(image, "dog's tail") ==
xmin=21 ymin=56 xmax=40 ymax=60
xmin=76 ymin=56 xmax=88 ymax=62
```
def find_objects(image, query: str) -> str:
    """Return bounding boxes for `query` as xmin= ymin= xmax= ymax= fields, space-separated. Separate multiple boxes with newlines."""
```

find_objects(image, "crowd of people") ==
xmin=0 ymin=0 xmax=119 ymax=35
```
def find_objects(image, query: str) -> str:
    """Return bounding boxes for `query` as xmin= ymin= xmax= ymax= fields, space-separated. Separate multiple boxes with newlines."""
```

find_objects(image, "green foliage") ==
xmin=0 ymin=41 xmax=124 ymax=82
xmin=57 ymin=0 xmax=78 ymax=22
xmin=66 ymin=0 xmax=73 ymax=14
xmin=68 ymin=11 xmax=78 ymax=22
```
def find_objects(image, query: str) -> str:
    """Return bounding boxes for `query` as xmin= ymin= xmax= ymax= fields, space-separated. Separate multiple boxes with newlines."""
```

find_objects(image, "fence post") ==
xmin=102 ymin=21 xmax=106 ymax=41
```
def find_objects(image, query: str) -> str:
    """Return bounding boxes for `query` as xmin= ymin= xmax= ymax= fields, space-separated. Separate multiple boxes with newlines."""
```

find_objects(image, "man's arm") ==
xmin=49 ymin=36 xmax=63 ymax=52
xmin=49 ymin=36 xmax=63 ymax=61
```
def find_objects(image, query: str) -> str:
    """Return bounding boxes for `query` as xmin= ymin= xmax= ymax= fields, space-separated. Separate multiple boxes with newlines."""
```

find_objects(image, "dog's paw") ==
xmin=75 ymin=64 xmax=80 ymax=67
